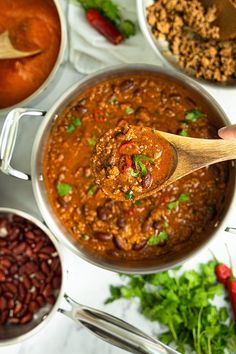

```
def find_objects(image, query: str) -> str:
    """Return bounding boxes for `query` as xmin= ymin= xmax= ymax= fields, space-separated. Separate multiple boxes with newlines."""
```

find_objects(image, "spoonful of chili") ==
xmin=92 ymin=124 xmax=236 ymax=201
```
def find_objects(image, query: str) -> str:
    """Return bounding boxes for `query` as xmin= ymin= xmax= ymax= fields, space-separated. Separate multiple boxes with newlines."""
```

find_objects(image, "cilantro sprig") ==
xmin=167 ymin=193 xmax=189 ymax=210
xmin=131 ymin=154 xmax=155 ymax=178
xmin=185 ymin=109 xmax=204 ymax=122
xmin=75 ymin=0 xmax=136 ymax=38
xmin=105 ymin=260 xmax=236 ymax=353
xmin=57 ymin=183 xmax=72 ymax=197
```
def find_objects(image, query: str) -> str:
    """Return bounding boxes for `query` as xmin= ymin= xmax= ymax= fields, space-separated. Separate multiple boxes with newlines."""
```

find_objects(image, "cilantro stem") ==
xmin=168 ymin=319 xmax=177 ymax=341
xmin=197 ymin=307 xmax=203 ymax=354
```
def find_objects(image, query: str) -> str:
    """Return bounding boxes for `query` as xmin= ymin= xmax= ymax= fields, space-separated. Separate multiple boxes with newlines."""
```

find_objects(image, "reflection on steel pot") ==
xmin=0 ymin=208 xmax=178 ymax=354
xmin=0 ymin=65 xmax=235 ymax=274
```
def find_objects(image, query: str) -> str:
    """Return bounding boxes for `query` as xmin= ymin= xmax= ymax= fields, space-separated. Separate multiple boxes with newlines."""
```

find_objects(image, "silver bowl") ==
xmin=0 ymin=0 xmax=67 ymax=114
xmin=136 ymin=0 xmax=236 ymax=88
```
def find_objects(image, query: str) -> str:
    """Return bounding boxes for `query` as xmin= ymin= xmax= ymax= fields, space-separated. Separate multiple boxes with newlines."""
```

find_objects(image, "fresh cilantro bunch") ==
xmin=74 ymin=0 xmax=136 ymax=38
xmin=105 ymin=260 xmax=236 ymax=354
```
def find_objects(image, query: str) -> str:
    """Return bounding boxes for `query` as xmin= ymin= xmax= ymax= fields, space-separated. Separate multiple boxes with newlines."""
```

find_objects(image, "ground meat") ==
xmin=147 ymin=0 xmax=236 ymax=82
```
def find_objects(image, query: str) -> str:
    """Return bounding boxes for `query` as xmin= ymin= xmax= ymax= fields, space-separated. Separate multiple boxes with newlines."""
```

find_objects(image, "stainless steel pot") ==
xmin=0 ymin=0 xmax=67 ymax=114
xmin=0 ymin=207 xmax=178 ymax=354
xmin=0 ymin=65 xmax=235 ymax=274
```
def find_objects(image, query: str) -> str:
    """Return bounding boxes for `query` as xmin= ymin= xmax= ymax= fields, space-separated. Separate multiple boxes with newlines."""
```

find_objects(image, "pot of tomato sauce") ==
xmin=0 ymin=0 xmax=66 ymax=112
xmin=0 ymin=65 xmax=235 ymax=274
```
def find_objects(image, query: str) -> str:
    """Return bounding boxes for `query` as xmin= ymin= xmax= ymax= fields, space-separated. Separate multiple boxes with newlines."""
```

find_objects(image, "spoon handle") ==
xmin=159 ymin=131 xmax=236 ymax=169
xmin=59 ymin=294 xmax=179 ymax=354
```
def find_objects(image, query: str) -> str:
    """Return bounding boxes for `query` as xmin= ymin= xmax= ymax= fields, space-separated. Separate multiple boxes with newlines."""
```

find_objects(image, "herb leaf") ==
xmin=185 ymin=109 xmax=204 ymax=122
xmin=88 ymin=137 xmax=97 ymax=146
xmin=57 ymin=183 xmax=72 ymax=197
xmin=66 ymin=124 xmax=76 ymax=134
xmin=120 ymin=20 xmax=136 ymax=38
xmin=87 ymin=185 xmax=98 ymax=196
xmin=147 ymin=231 xmax=168 ymax=246
xmin=105 ymin=260 xmax=236 ymax=353
xmin=167 ymin=193 xmax=189 ymax=210
xmin=125 ymin=106 xmax=135 ymax=115
xmin=125 ymin=189 xmax=135 ymax=200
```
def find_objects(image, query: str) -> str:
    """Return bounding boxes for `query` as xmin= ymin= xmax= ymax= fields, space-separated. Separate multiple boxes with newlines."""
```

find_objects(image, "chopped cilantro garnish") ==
xmin=87 ymin=185 xmax=98 ymax=196
xmin=185 ymin=109 xmax=204 ymax=122
xmin=125 ymin=106 xmax=135 ymax=115
xmin=179 ymin=129 xmax=188 ymax=136
xmin=147 ymin=231 xmax=168 ymax=246
xmin=88 ymin=137 xmax=97 ymax=146
xmin=167 ymin=193 xmax=189 ymax=210
xmin=66 ymin=117 xmax=82 ymax=133
xmin=135 ymin=200 xmax=142 ymax=206
xmin=57 ymin=183 xmax=72 ymax=197
xmin=111 ymin=97 xmax=119 ymax=105
xmin=73 ymin=117 xmax=81 ymax=126
xmin=66 ymin=124 xmax=76 ymax=134
xmin=125 ymin=189 xmax=135 ymax=200
xmin=130 ymin=169 xmax=139 ymax=178
xmin=80 ymin=234 xmax=90 ymax=241
xmin=132 ymin=155 xmax=155 ymax=178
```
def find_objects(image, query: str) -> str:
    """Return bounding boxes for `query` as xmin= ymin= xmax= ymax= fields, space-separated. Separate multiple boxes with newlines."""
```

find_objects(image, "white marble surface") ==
xmin=0 ymin=3 xmax=236 ymax=353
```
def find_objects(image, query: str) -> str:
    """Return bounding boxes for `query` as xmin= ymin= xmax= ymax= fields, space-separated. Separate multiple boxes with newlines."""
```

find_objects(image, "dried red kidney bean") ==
xmin=0 ymin=213 xmax=62 ymax=326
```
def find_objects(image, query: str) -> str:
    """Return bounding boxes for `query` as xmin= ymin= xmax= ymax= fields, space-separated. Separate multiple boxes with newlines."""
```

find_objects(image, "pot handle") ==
xmin=0 ymin=108 xmax=45 ymax=180
xmin=58 ymin=294 xmax=179 ymax=354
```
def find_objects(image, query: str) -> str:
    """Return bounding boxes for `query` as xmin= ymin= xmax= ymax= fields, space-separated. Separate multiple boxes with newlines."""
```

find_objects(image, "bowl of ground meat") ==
xmin=137 ymin=0 xmax=236 ymax=85
xmin=0 ymin=65 xmax=235 ymax=273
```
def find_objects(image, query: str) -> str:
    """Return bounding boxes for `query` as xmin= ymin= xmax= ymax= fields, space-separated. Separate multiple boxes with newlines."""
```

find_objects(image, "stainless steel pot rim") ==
xmin=0 ymin=207 xmax=65 ymax=347
xmin=0 ymin=0 xmax=67 ymax=114
xmin=31 ymin=63 xmax=236 ymax=274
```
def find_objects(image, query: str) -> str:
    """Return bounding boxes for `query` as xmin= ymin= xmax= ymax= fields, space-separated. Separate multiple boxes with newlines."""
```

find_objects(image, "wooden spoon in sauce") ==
xmin=92 ymin=124 xmax=236 ymax=201
xmin=0 ymin=31 xmax=42 ymax=60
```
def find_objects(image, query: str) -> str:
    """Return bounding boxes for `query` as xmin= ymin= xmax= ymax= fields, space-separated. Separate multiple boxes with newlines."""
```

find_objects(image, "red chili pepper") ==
xmin=94 ymin=108 xmax=105 ymax=123
xmin=227 ymin=279 xmax=236 ymax=320
xmin=86 ymin=9 xmax=123 ymax=45
xmin=119 ymin=155 xmax=132 ymax=174
xmin=215 ymin=263 xmax=232 ymax=285
xmin=119 ymin=141 xmax=137 ymax=155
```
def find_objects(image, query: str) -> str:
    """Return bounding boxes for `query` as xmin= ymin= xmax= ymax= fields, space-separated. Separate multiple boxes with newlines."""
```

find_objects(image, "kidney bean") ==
xmin=8 ymin=299 xmax=15 ymax=309
xmin=96 ymin=206 xmax=108 ymax=221
xmin=0 ymin=296 xmax=7 ymax=310
xmin=29 ymin=301 xmax=39 ymax=313
xmin=113 ymin=236 xmax=127 ymax=250
xmin=133 ymin=239 xmax=147 ymax=251
xmin=94 ymin=231 xmax=113 ymax=241
xmin=33 ymin=240 xmax=44 ymax=253
xmin=20 ymin=313 xmax=33 ymax=324
xmin=142 ymin=173 xmax=153 ymax=189
xmin=36 ymin=295 xmax=45 ymax=306
xmin=120 ymin=79 xmax=134 ymax=92
xmin=8 ymin=318 xmax=20 ymax=324
xmin=5 ymin=282 xmax=18 ymax=294
xmin=75 ymin=105 xmax=88 ymax=114
xmin=14 ymin=302 xmax=23 ymax=315
xmin=8 ymin=227 xmax=21 ymax=241
xmin=0 ymin=213 xmax=62 ymax=327
xmin=0 ymin=310 xmax=9 ymax=324
xmin=0 ymin=270 xmax=6 ymax=282
xmin=46 ymin=295 xmax=56 ymax=305
xmin=0 ymin=258 xmax=11 ymax=268
xmin=116 ymin=217 xmax=126 ymax=229
xmin=41 ymin=261 xmax=50 ymax=274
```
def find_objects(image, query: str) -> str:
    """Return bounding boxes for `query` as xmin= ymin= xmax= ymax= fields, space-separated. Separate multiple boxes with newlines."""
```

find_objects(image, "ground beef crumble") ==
xmin=147 ymin=0 xmax=236 ymax=82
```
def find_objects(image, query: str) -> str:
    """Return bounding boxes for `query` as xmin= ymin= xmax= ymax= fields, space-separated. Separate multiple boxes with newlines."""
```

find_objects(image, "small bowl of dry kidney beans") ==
xmin=0 ymin=208 xmax=63 ymax=343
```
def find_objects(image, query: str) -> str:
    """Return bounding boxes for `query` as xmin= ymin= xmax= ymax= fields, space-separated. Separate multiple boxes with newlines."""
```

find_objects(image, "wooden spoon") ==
xmin=200 ymin=0 xmax=236 ymax=40
xmin=92 ymin=125 xmax=236 ymax=201
xmin=0 ymin=31 xmax=42 ymax=60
